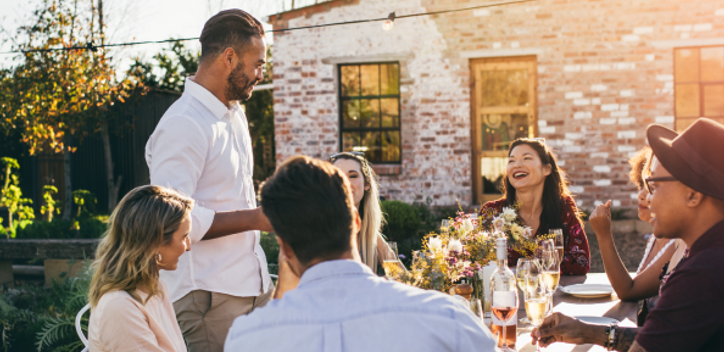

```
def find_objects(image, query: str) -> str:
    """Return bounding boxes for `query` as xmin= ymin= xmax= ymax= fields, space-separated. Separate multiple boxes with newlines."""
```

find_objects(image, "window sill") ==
xmin=372 ymin=164 xmax=401 ymax=175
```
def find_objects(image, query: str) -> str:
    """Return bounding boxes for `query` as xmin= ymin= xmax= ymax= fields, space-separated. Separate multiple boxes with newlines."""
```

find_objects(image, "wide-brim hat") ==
xmin=646 ymin=118 xmax=724 ymax=200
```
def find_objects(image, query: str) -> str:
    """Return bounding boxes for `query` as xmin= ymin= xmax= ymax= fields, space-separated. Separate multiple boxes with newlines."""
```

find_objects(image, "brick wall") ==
xmin=269 ymin=0 xmax=724 ymax=210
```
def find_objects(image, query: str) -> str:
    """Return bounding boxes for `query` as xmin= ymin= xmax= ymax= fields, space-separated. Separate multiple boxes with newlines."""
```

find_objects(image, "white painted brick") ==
xmin=628 ymin=151 xmax=639 ymax=158
xmin=601 ymin=104 xmax=619 ymax=111
xmin=564 ymin=65 xmax=581 ymax=72
xmin=582 ymin=64 xmax=599 ymax=71
xmin=717 ymin=8 xmax=724 ymax=16
xmin=599 ymin=64 xmax=611 ymax=71
xmin=594 ymin=200 xmax=604 ymax=207
xmin=591 ymin=152 xmax=609 ymax=158
xmin=493 ymin=42 xmax=502 ymax=49
xmin=473 ymin=9 xmax=491 ymax=16
xmin=526 ymin=6 xmax=540 ymax=12
xmin=540 ymin=126 xmax=556 ymax=134
xmin=601 ymin=118 xmax=617 ymax=125
xmin=569 ymin=186 xmax=584 ymax=193
xmin=565 ymin=91 xmax=583 ymax=99
xmin=655 ymin=116 xmax=675 ymax=124
xmin=573 ymin=99 xmax=591 ymax=106
xmin=622 ymin=35 xmax=640 ymax=42
xmin=619 ymin=117 xmax=636 ymax=125
xmin=680 ymin=32 xmax=690 ymax=39
xmin=612 ymin=200 xmax=622 ymax=207
xmin=618 ymin=145 xmax=636 ymax=152
xmin=657 ymin=74 xmax=673 ymax=81
xmin=565 ymin=133 xmax=583 ymax=140
xmin=511 ymin=41 xmax=520 ymax=48
xmin=610 ymin=111 xmax=629 ymax=117
xmin=694 ymin=23 xmax=712 ymax=31
xmin=618 ymin=130 xmax=636 ymax=139
xmin=645 ymin=54 xmax=655 ymax=61
xmin=574 ymin=112 xmax=592 ymax=119
xmin=563 ymin=146 xmax=582 ymax=153
xmin=631 ymin=193 xmax=639 ymax=199
xmin=665 ymin=82 xmax=674 ymax=89
xmin=594 ymin=179 xmax=612 ymax=186
xmin=538 ymin=66 xmax=547 ymax=73
xmin=558 ymin=160 xmax=566 ymax=166
xmin=634 ymin=27 xmax=654 ymax=34
xmin=593 ymin=165 xmax=611 ymax=173
xmin=620 ymin=104 xmax=629 ymax=111
xmin=591 ymin=84 xmax=607 ymax=92
xmin=592 ymin=98 xmax=602 ymax=105
xmin=616 ymin=62 xmax=636 ymax=70
xmin=674 ymin=24 xmax=693 ymax=32
xmin=620 ymin=90 xmax=634 ymax=97
xmin=538 ymin=120 xmax=548 ymax=127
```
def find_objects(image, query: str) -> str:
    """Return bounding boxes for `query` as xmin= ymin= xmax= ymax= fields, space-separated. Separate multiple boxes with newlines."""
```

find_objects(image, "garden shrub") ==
xmin=260 ymin=231 xmax=279 ymax=264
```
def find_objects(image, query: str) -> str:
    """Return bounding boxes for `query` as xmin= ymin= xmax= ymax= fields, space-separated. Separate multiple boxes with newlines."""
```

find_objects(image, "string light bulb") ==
xmin=383 ymin=12 xmax=396 ymax=31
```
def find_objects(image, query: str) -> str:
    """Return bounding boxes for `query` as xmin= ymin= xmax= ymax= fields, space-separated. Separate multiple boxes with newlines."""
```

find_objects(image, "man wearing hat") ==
xmin=531 ymin=118 xmax=724 ymax=352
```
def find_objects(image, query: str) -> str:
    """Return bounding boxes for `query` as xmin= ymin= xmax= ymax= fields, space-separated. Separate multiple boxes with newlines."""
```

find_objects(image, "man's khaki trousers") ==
xmin=173 ymin=287 xmax=273 ymax=352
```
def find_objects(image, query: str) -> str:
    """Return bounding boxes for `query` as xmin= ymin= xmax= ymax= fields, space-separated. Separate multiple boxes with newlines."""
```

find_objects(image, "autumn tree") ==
xmin=0 ymin=0 xmax=144 ymax=217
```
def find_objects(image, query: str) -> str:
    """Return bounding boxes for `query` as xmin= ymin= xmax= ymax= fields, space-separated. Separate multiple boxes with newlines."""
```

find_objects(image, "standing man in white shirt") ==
xmin=145 ymin=9 xmax=273 ymax=352
xmin=225 ymin=155 xmax=499 ymax=352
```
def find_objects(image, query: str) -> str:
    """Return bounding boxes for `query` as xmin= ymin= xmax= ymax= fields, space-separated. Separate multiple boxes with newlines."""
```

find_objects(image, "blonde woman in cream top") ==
xmin=87 ymin=185 xmax=192 ymax=351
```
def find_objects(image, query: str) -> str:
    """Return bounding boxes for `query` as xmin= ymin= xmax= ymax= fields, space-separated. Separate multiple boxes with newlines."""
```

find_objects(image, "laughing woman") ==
xmin=88 ymin=185 xmax=192 ymax=352
xmin=480 ymin=138 xmax=590 ymax=275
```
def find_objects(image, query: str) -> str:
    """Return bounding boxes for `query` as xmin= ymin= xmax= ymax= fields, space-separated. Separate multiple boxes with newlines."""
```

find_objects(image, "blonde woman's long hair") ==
xmin=332 ymin=154 xmax=384 ymax=270
xmin=89 ymin=185 xmax=193 ymax=308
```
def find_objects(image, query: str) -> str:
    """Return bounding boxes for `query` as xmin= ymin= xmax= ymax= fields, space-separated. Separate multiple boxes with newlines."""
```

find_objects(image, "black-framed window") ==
xmin=674 ymin=46 xmax=724 ymax=130
xmin=338 ymin=62 xmax=401 ymax=163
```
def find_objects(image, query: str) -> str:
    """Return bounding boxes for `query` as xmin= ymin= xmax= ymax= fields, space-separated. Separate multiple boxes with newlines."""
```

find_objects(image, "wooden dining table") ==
xmin=487 ymin=273 xmax=638 ymax=352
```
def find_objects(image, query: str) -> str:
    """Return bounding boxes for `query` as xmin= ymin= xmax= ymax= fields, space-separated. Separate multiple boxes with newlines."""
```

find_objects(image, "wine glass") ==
xmin=551 ymin=229 xmax=564 ymax=263
xmin=516 ymin=258 xmax=541 ymax=323
xmin=490 ymin=283 xmax=519 ymax=351
xmin=525 ymin=274 xmax=550 ymax=351
xmin=540 ymin=249 xmax=560 ymax=312
xmin=440 ymin=219 xmax=450 ymax=236
xmin=382 ymin=241 xmax=403 ymax=280
xmin=539 ymin=238 xmax=554 ymax=254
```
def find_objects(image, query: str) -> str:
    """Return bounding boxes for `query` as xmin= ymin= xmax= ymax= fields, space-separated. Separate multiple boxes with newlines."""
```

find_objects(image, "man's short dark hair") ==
xmin=199 ymin=9 xmax=265 ymax=62
xmin=260 ymin=156 xmax=355 ymax=265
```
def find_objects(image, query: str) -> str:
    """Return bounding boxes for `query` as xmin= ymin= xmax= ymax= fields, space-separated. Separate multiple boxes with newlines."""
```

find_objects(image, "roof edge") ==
xmin=267 ymin=0 xmax=360 ymax=29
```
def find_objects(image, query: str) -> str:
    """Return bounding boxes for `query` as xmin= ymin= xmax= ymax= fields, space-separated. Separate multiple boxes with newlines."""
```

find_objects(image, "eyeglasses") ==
xmin=329 ymin=151 xmax=365 ymax=162
xmin=644 ymin=176 xmax=678 ymax=194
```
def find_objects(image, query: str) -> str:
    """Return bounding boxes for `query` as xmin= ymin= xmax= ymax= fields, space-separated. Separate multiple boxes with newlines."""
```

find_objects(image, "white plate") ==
xmin=560 ymin=284 xmax=613 ymax=298
xmin=575 ymin=316 xmax=620 ymax=325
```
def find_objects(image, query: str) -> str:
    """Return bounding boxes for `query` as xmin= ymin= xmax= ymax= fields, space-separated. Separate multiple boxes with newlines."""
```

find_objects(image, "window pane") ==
xmin=481 ymin=113 xmax=529 ymax=151
xmin=342 ymin=132 xmax=360 ymax=151
xmin=701 ymin=47 xmax=724 ymax=82
xmin=359 ymin=99 xmax=380 ymax=128
xmin=381 ymin=98 xmax=399 ymax=127
xmin=481 ymin=157 xmax=507 ymax=194
xmin=703 ymin=84 xmax=724 ymax=116
xmin=675 ymin=84 xmax=700 ymax=118
xmin=479 ymin=69 xmax=528 ymax=107
xmin=362 ymin=131 xmax=381 ymax=162
xmin=343 ymin=100 xmax=360 ymax=128
xmin=380 ymin=63 xmax=400 ymax=95
xmin=675 ymin=48 xmax=699 ymax=83
xmin=360 ymin=65 xmax=379 ymax=96
xmin=341 ymin=65 xmax=360 ymax=96
xmin=381 ymin=131 xmax=400 ymax=162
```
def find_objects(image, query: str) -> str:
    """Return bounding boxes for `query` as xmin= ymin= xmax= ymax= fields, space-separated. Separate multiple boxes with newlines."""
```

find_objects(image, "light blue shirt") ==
xmin=225 ymin=260 xmax=498 ymax=352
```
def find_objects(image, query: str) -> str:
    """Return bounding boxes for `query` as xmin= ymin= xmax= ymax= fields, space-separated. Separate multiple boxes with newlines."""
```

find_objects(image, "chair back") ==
xmin=76 ymin=303 xmax=91 ymax=352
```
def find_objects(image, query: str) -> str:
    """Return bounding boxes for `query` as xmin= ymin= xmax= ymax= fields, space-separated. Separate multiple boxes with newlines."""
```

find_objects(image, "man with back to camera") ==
xmin=224 ymin=155 xmax=499 ymax=352
xmin=145 ymin=9 xmax=273 ymax=352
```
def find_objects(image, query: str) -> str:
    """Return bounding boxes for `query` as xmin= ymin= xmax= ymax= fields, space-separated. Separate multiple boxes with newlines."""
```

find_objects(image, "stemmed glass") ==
xmin=540 ymin=249 xmax=560 ymax=312
xmin=381 ymin=241 xmax=403 ymax=280
xmin=516 ymin=258 xmax=541 ymax=323
xmin=440 ymin=219 xmax=451 ymax=237
xmin=525 ymin=274 xmax=550 ymax=351
xmin=551 ymin=229 xmax=564 ymax=263
xmin=490 ymin=285 xmax=519 ymax=352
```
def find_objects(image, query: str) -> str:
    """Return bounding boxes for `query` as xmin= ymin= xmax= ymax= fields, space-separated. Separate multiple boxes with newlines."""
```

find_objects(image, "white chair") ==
xmin=76 ymin=303 xmax=91 ymax=352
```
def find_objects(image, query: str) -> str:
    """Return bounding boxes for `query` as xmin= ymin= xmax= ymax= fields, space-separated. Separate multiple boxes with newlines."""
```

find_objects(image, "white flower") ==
xmin=523 ymin=226 xmax=534 ymax=238
xmin=428 ymin=237 xmax=443 ymax=252
xmin=492 ymin=216 xmax=506 ymax=232
xmin=502 ymin=207 xmax=518 ymax=221
xmin=448 ymin=239 xmax=464 ymax=253
xmin=462 ymin=218 xmax=475 ymax=233
xmin=510 ymin=225 xmax=523 ymax=241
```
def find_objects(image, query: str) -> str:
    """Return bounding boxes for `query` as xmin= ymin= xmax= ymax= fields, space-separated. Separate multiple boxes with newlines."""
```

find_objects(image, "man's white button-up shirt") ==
xmin=225 ymin=260 xmax=498 ymax=352
xmin=146 ymin=77 xmax=270 ymax=302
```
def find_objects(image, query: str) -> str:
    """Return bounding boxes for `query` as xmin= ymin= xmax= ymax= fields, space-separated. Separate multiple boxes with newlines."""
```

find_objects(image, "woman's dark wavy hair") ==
xmin=502 ymin=138 xmax=580 ymax=236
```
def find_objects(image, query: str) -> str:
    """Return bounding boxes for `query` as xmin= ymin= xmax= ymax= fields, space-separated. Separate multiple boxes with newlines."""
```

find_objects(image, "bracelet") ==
xmin=604 ymin=325 xmax=612 ymax=349
xmin=607 ymin=324 xmax=619 ymax=351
